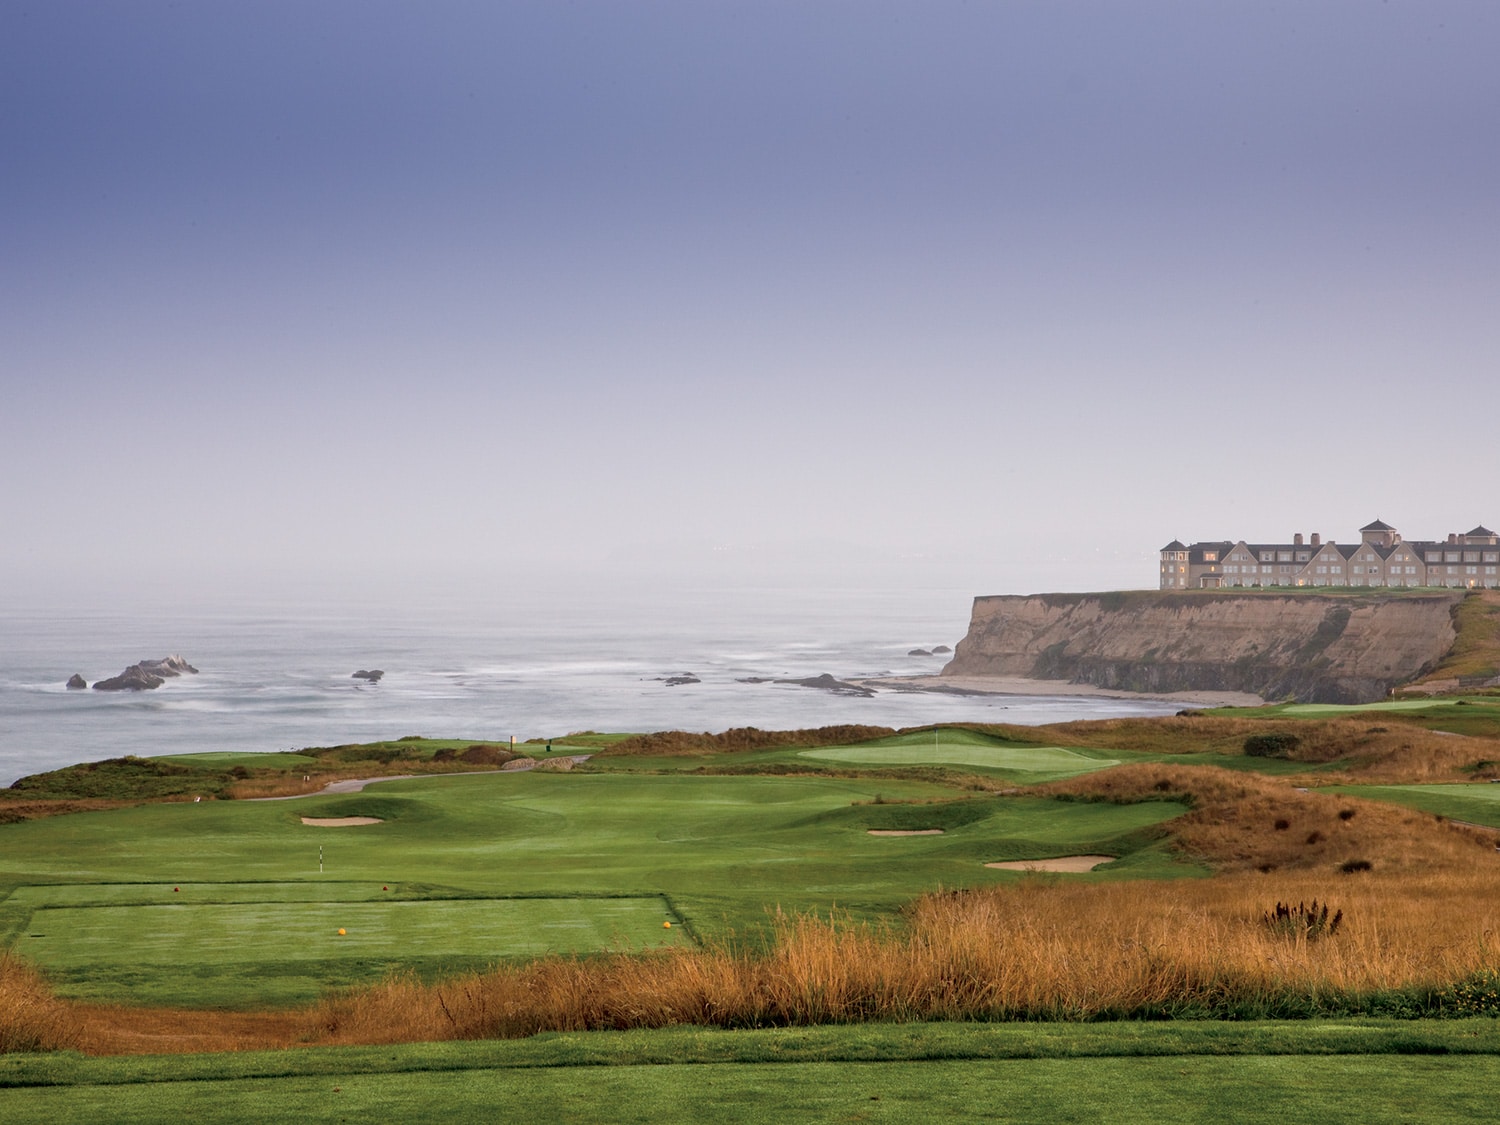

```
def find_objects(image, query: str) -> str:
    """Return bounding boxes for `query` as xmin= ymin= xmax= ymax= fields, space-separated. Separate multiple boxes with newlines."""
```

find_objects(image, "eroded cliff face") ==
xmin=942 ymin=591 xmax=1465 ymax=704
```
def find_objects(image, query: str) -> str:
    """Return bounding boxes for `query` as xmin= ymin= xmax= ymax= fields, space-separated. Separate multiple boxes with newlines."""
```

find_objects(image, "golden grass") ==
xmin=301 ymin=767 xmax=1500 ymax=1044
xmin=10 ymin=763 xmax=1500 ymax=1056
xmin=307 ymin=864 xmax=1500 ymax=1045
xmin=0 ymin=954 xmax=81 ymax=1052
xmin=1036 ymin=763 xmax=1499 ymax=875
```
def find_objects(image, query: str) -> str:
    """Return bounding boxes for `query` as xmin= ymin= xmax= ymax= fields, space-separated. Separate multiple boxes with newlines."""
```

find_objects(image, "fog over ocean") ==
xmin=0 ymin=580 xmax=1182 ymax=786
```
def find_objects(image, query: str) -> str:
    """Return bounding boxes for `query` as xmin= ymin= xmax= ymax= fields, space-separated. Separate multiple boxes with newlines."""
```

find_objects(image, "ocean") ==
xmin=0 ymin=579 xmax=1182 ymax=786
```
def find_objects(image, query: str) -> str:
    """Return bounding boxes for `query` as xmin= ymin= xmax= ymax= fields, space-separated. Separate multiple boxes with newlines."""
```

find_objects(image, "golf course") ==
xmin=4 ymin=718 xmax=1500 ymax=1120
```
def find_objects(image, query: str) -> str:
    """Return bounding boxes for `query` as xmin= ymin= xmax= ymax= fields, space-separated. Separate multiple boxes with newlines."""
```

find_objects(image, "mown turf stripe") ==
xmin=4 ymin=1020 xmax=1500 ymax=1090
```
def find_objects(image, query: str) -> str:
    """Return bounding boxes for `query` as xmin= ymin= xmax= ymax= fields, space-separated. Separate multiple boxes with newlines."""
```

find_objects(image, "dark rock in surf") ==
xmin=932 ymin=645 xmax=952 ymax=654
xmin=352 ymin=670 xmax=385 ymax=682
xmin=663 ymin=674 xmax=701 ymax=686
xmin=66 ymin=674 xmax=88 ymax=690
xmin=908 ymin=648 xmax=932 ymax=657
xmin=773 ymin=673 xmax=876 ymax=698
xmin=92 ymin=655 xmax=198 ymax=692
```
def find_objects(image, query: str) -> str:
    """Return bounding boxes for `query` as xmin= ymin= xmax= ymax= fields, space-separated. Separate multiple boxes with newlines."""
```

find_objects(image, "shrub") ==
xmin=1340 ymin=859 xmax=1373 ymax=874
xmin=1440 ymin=969 xmax=1500 ymax=1017
xmin=1244 ymin=732 xmax=1302 ymax=758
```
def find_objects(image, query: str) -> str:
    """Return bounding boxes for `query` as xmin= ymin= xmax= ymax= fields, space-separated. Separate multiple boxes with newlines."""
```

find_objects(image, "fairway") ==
xmin=1278 ymin=698 xmax=1497 ymax=717
xmin=0 ymin=770 xmax=1188 ymax=1006
xmin=799 ymin=729 xmax=1118 ymax=779
xmin=1335 ymin=782 xmax=1500 ymax=829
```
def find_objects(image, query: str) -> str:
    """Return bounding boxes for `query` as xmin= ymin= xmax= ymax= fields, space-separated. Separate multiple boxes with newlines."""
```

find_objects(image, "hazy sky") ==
xmin=4 ymin=2 xmax=1497 ymax=599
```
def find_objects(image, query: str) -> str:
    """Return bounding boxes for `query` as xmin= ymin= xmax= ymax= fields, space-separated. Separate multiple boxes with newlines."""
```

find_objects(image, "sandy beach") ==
xmin=856 ymin=674 xmax=1263 ymax=709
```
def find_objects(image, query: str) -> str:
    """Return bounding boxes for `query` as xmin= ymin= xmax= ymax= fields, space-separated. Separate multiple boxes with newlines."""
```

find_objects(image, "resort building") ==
xmin=1160 ymin=520 xmax=1500 ymax=590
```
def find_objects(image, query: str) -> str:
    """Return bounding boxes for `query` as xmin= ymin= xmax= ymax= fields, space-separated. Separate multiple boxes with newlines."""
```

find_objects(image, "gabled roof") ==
xmin=1161 ymin=540 xmax=1187 ymax=552
xmin=1361 ymin=518 xmax=1395 ymax=532
xmin=1467 ymin=525 xmax=1496 ymax=537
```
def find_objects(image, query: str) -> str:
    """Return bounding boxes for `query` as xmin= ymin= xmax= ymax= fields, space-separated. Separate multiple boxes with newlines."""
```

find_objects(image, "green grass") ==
xmin=1329 ymin=783 xmax=1500 ymax=829
xmin=4 ymin=1021 xmax=1500 ymax=1123
xmin=1274 ymin=699 xmax=1490 ymax=717
xmin=0 ymin=772 xmax=1190 ymax=1006
xmin=8 ymin=891 xmax=689 ymax=1006
xmin=798 ymin=729 xmax=1119 ymax=782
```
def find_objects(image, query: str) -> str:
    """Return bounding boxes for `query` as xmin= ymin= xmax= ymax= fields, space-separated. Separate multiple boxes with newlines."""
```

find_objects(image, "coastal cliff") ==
xmin=942 ymin=591 xmax=1468 ymax=704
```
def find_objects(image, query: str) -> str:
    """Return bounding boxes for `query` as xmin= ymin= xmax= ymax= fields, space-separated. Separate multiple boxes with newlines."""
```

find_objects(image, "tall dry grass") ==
xmin=1037 ymin=763 xmax=1499 ymax=875
xmin=0 ymin=954 xmax=80 ymax=1053
xmin=315 ymin=866 xmax=1500 ymax=1045
xmin=311 ymin=767 xmax=1500 ymax=1044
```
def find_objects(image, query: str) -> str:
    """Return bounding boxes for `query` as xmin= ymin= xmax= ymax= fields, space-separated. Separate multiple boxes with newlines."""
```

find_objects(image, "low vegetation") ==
xmin=1415 ymin=589 xmax=1500 ymax=686
xmin=597 ymin=725 xmax=897 ymax=757
xmin=5 ymin=700 xmax=1500 ymax=1070
xmin=1 ymin=739 xmax=529 ymax=813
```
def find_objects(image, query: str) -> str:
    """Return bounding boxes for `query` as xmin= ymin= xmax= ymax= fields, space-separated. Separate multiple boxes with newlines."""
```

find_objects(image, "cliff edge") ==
xmin=941 ymin=591 xmax=1467 ymax=704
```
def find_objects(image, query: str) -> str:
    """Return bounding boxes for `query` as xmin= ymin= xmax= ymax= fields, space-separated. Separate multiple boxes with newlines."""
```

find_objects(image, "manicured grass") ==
xmin=9 ymin=1056 xmax=1500 ymax=1123
xmin=1276 ymin=699 xmax=1488 ymax=717
xmin=798 ymin=729 xmax=1118 ymax=781
xmin=0 ymin=772 xmax=1189 ymax=1006
xmin=5 ymin=1021 xmax=1500 ymax=1123
xmin=1332 ymin=783 xmax=1500 ymax=829
xmin=10 ymin=892 xmax=687 ymax=1006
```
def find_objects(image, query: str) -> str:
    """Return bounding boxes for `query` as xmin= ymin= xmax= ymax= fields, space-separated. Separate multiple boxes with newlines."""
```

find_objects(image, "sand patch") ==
xmin=985 ymin=854 xmax=1116 ymax=872
xmin=300 ymin=816 xmax=383 ymax=827
xmin=867 ymin=828 xmax=944 ymax=837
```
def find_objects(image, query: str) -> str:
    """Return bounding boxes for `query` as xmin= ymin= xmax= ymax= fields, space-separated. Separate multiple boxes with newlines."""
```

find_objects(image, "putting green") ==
xmin=800 ymin=731 xmax=1117 ymax=777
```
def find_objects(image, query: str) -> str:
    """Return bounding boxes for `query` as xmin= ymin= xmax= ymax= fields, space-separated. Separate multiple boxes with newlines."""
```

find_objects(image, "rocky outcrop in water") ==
xmin=774 ymin=673 xmax=876 ymax=698
xmin=65 ymin=674 xmax=87 ymax=690
xmin=92 ymin=655 xmax=199 ymax=692
xmin=943 ymin=592 xmax=1465 ymax=704
xmin=352 ymin=670 xmax=384 ymax=682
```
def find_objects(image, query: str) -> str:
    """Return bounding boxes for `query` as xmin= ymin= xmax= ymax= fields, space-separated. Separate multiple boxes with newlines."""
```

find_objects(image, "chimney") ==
xmin=1449 ymin=533 xmax=1458 ymax=544
xmin=1294 ymin=533 xmax=1304 ymax=546
xmin=1311 ymin=532 xmax=1321 ymax=547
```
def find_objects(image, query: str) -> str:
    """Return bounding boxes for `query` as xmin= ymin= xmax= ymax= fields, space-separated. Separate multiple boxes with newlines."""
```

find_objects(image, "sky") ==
xmin=4 ymin=1 xmax=1498 ymax=602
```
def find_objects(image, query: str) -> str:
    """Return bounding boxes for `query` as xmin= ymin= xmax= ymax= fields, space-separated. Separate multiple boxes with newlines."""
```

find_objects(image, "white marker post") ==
xmin=319 ymin=845 xmax=323 ymax=874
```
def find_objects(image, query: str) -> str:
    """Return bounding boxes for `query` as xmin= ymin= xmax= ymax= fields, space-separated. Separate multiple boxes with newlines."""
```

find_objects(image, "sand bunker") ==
xmin=300 ymin=816 xmax=384 ymax=827
xmin=985 ymin=855 xmax=1115 ymax=872
xmin=867 ymin=828 xmax=944 ymax=836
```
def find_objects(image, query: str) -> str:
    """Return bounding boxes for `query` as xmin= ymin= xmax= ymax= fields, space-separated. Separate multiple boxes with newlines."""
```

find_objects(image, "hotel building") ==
xmin=1160 ymin=520 xmax=1500 ymax=590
